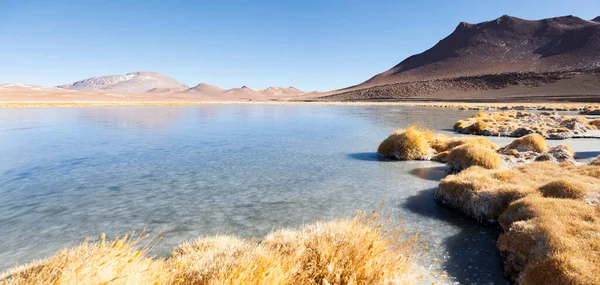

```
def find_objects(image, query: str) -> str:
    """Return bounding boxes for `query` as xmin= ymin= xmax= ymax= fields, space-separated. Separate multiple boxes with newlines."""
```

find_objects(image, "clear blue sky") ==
xmin=1 ymin=0 xmax=599 ymax=91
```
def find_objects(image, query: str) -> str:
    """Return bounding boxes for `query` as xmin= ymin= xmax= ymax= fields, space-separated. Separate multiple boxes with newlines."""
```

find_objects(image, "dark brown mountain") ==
xmin=361 ymin=15 xmax=600 ymax=87
xmin=318 ymin=15 xmax=600 ymax=102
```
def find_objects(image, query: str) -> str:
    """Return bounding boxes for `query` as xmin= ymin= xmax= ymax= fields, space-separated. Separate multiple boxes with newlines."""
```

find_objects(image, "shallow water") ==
xmin=0 ymin=105 xmax=597 ymax=283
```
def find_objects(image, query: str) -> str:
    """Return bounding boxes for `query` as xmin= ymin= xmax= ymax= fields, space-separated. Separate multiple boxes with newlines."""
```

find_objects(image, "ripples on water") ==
xmin=2 ymin=105 xmax=597 ymax=283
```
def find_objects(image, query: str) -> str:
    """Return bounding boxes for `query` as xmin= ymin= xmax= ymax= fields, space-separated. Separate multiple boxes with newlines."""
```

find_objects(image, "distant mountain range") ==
xmin=323 ymin=15 xmax=600 ymax=102
xmin=4 ymin=15 xmax=600 ymax=103
xmin=56 ymin=72 xmax=304 ymax=97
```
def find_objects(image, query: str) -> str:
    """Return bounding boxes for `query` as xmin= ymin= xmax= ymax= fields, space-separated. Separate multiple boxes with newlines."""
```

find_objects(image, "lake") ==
xmin=1 ymin=105 xmax=597 ymax=283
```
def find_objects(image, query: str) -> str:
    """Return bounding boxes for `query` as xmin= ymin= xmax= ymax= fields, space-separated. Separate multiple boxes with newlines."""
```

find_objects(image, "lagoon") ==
xmin=2 ymin=105 xmax=596 ymax=283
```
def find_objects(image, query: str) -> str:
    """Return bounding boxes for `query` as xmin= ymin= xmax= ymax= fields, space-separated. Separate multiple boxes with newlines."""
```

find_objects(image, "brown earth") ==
xmin=316 ymin=69 xmax=600 ymax=102
xmin=316 ymin=15 xmax=600 ymax=102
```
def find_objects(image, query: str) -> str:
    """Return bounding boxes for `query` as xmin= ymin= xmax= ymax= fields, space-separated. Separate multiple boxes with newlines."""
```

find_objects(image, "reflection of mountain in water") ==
xmin=78 ymin=107 xmax=186 ymax=130
xmin=77 ymin=105 xmax=307 ymax=131
xmin=337 ymin=105 xmax=475 ymax=131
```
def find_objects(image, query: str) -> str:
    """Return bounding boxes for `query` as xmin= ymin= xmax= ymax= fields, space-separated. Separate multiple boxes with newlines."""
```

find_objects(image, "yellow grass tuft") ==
xmin=446 ymin=144 xmax=503 ymax=172
xmin=558 ymin=143 xmax=575 ymax=156
xmin=498 ymin=197 xmax=600 ymax=285
xmin=437 ymin=162 xmax=600 ymax=220
xmin=377 ymin=125 xmax=435 ymax=160
xmin=429 ymin=136 xmax=498 ymax=153
xmin=473 ymin=111 xmax=488 ymax=118
xmin=453 ymin=120 xmax=470 ymax=130
xmin=538 ymin=179 xmax=592 ymax=200
xmin=437 ymin=161 xmax=600 ymax=284
xmin=466 ymin=119 xmax=489 ymax=134
xmin=0 ymin=231 xmax=169 ymax=285
xmin=500 ymin=133 xmax=549 ymax=153
xmin=2 ymin=213 xmax=421 ymax=285
xmin=169 ymin=212 xmax=419 ymax=285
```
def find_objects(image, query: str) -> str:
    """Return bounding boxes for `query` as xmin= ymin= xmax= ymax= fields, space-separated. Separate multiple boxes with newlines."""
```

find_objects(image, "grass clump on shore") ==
xmin=377 ymin=126 xmax=436 ymax=160
xmin=436 ymin=160 xmax=600 ymax=284
xmin=437 ymin=161 xmax=600 ymax=221
xmin=378 ymin=124 xmax=498 ymax=162
xmin=446 ymin=144 xmax=503 ymax=172
xmin=453 ymin=111 xmax=600 ymax=139
xmin=1 ymin=212 xmax=421 ymax=285
xmin=498 ymin=197 xmax=600 ymax=285
xmin=378 ymin=125 xmax=575 ymax=171
xmin=499 ymin=133 xmax=549 ymax=153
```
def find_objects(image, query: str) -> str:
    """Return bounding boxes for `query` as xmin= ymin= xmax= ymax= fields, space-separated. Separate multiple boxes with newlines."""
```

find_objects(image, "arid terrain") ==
xmin=0 ymin=72 xmax=306 ymax=103
xmin=3 ymin=15 xmax=600 ymax=105
xmin=316 ymin=15 xmax=600 ymax=102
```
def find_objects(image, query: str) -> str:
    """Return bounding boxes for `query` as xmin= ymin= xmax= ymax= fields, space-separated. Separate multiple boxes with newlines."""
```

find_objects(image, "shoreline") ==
xmin=1 ymin=99 xmax=599 ymax=110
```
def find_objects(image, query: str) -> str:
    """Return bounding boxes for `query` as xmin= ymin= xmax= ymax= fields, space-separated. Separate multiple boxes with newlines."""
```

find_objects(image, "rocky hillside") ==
xmin=360 ymin=15 xmax=600 ymax=87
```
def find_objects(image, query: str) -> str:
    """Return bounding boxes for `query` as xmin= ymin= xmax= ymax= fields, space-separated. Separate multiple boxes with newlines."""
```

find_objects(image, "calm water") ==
xmin=1 ymin=105 xmax=598 ymax=283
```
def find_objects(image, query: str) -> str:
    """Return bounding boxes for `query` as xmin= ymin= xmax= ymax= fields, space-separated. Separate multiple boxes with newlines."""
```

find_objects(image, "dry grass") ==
xmin=453 ymin=111 xmax=600 ymax=139
xmin=558 ymin=143 xmax=575 ymax=156
xmin=436 ymin=160 xmax=600 ymax=284
xmin=436 ymin=162 xmax=600 ymax=221
xmin=497 ymin=197 xmax=600 ymax=285
xmin=465 ymin=119 xmax=488 ymax=134
xmin=170 ymin=213 xmax=419 ymax=285
xmin=0 ymin=231 xmax=169 ymax=285
xmin=1 ymin=213 xmax=421 ymax=285
xmin=538 ymin=179 xmax=591 ymax=200
xmin=500 ymin=134 xmax=549 ymax=153
xmin=377 ymin=126 xmax=435 ymax=160
xmin=429 ymin=137 xmax=498 ymax=153
xmin=590 ymin=119 xmax=600 ymax=127
xmin=446 ymin=144 xmax=503 ymax=172
xmin=378 ymin=125 xmax=498 ymax=163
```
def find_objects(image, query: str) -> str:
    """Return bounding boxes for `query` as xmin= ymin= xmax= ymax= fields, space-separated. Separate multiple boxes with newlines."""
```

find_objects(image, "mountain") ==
xmin=262 ymin=86 xmax=303 ymax=96
xmin=319 ymin=15 xmax=600 ymax=102
xmin=361 ymin=15 xmax=600 ymax=87
xmin=58 ymin=72 xmax=189 ymax=94
xmin=183 ymin=84 xmax=304 ymax=98
xmin=186 ymin=83 xmax=226 ymax=95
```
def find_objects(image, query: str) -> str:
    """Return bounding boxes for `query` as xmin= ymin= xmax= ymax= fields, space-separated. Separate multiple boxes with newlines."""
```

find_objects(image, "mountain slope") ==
xmin=58 ymin=72 xmax=189 ymax=94
xmin=360 ymin=15 xmax=600 ymax=87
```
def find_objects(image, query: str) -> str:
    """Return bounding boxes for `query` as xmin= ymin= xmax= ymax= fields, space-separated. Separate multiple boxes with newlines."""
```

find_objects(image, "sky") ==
xmin=1 ymin=0 xmax=599 ymax=91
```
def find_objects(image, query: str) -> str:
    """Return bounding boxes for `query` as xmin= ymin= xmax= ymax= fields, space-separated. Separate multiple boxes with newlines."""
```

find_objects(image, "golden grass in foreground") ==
xmin=436 ymin=161 xmax=600 ymax=284
xmin=0 ymin=231 xmax=169 ymax=285
xmin=1 ymin=212 xmax=420 ymax=285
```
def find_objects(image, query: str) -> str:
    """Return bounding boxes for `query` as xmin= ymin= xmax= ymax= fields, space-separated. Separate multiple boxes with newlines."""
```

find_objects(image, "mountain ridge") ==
xmin=358 ymin=15 xmax=600 ymax=88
